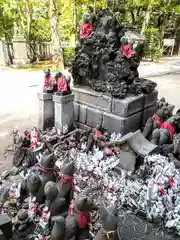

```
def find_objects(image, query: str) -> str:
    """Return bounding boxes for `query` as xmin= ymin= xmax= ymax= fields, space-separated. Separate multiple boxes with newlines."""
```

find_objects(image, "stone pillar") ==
xmin=12 ymin=36 xmax=30 ymax=66
xmin=38 ymin=92 xmax=54 ymax=130
xmin=53 ymin=94 xmax=75 ymax=134
xmin=0 ymin=40 xmax=6 ymax=66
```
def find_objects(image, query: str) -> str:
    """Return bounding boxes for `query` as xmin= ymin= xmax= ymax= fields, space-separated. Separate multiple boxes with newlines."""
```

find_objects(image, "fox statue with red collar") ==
xmin=143 ymin=106 xmax=174 ymax=141
xmin=54 ymin=71 xmax=71 ymax=96
xmin=151 ymin=115 xmax=180 ymax=146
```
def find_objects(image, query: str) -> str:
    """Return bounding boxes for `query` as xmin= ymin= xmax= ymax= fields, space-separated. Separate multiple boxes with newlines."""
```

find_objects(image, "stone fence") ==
xmin=0 ymin=39 xmax=52 ymax=66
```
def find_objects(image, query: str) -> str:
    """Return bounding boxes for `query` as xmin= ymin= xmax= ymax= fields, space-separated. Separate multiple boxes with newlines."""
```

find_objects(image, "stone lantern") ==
xmin=12 ymin=20 xmax=30 ymax=66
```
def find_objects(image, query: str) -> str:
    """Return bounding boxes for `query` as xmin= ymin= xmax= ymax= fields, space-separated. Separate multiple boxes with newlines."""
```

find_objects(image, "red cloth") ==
xmin=104 ymin=147 xmax=113 ymax=156
xmin=59 ymin=174 xmax=75 ymax=191
xmin=44 ymin=75 xmax=53 ymax=88
xmin=161 ymin=121 xmax=175 ymax=137
xmin=31 ymin=135 xmax=40 ymax=148
xmin=40 ymin=237 xmax=50 ymax=240
xmin=80 ymin=23 xmax=93 ymax=39
xmin=159 ymin=188 xmax=166 ymax=195
xmin=39 ymin=166 xmax=55 ymax=173
xmin=93 ymin=129 xmax=102 ymax=138
xmin=120 ymin=43 xmax=135 ymax=58
xmin=68 ymin=200 xmax=91 ymax=228
xmin=152 ymin=114 xmax=164 ymax=128
xmin=57 ymin=76 xmax=68 ymax=92
xmin=29 ymin=201 xmax=41 ymax=214
xmin=24 ymin=135 xmax=30 ymax=141
xmin=170 ymin=177 xmax=174 ymax=188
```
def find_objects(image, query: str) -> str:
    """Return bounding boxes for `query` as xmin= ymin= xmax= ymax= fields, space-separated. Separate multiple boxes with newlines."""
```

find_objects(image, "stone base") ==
xmin=142 ymin=104 xmax=157 ymax=126
xmin=0 ymin=214 xmax=12 ymax=239
xmin=73 ymin=86 xmax=158 ymax=134
xmin=12 ymin=58 xmax=30 ymax=67
xmin=53 ymin=94 xmax=75 ymax=134
xmin=38 ymin=92 xmax=54 ymax=131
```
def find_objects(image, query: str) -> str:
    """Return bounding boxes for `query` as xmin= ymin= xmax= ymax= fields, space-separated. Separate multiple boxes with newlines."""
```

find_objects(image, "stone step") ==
xmin=73 ymin=86 xmax=158 ymax=117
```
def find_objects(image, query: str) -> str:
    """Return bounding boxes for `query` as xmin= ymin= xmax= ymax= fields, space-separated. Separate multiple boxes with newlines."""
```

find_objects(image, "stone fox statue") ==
xmin=57 ymin=161 xmax=76 ymax=206
xmin=94 ymin=205 xmax=120 ymax=240
xmin=143 ymin=106 xmax=174 ymax=140
xmin=151 ymin=115 xmax=180 ymax=146
xmin=68 ymin=194 xmax=98 ymax=240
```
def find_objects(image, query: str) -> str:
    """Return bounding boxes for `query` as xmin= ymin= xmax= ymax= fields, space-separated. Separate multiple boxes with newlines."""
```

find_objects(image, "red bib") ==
xmin=152 ymin=114 xmax=163 ymax=128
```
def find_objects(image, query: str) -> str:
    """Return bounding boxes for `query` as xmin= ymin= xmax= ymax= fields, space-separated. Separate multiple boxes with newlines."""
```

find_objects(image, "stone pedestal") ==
xmin=53 ymin=94 xmax=75 ymax=134
xmin=0 ymin=214 xmax=12 ymax=239
xmin=12 ymin=36 xmax=30 ymax=66
xmin=73 ymin=86 xmax=158 ymax=134
xmin=38 ymin=92 xmax=54 ymax=131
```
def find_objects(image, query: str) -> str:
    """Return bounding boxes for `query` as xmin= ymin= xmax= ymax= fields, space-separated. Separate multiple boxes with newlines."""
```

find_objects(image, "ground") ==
xmin=0 ymin=69 xmax=179 ymax=172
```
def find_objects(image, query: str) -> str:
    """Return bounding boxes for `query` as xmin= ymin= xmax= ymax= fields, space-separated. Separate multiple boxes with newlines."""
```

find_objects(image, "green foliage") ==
xmin=143 ymin=27 xmax=161 ymax=61
xmin=0 ymin=0 xmax=180 ymax=61
xmin=63 ymin=47 xmax=75 ymax=66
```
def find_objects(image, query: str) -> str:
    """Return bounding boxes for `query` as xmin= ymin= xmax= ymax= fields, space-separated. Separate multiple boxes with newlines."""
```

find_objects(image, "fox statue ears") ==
xmin=61 ymin=161 xmax=76 ymax=175
xmin=99 ymin=205 xmax=118 ymax=220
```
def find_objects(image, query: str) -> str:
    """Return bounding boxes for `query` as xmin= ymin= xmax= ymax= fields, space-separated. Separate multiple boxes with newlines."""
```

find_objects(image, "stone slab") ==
xmin=53 ymin=94 xmax=75 ymax=133
xmin=142 ymin=104 xmax=157 ymax=126
xmin=38 ymin=92 xmax=54 ymax=131
xmin=102 ymin=111 xmax=142 ymax=135
xmin=79 ymin=104 xmax=87 ymax=124
xmin=74 ymin=102 xmax=79 ymax=121
xmin=12 ymin=58 xmax=30 ymax=66
xmin=72 ymin=86 xmax=112 ymax=112
xmin=147 ymin=236 xmax=174 ymax=240
xmin=144 ymin=90 xmax=158 ymax=108
xmin=119 ymin=144 xmax=136 ymax=171
xmin=37 ymin=92 xmax=53 ymax=101
xmin=86 ymin=106 xmax=103 ymax=127
xmin=0 ymin=214 xmax=12 ymax=239
xmin=53 ymin=93 xmax=74 ymax=103
xmin=112 ymin=94 xmax=144 ymax=117
xmin=127 ymin=130 xmax=160 ymax=156
xmin=0 ymin=230 xmax=5 ymax=240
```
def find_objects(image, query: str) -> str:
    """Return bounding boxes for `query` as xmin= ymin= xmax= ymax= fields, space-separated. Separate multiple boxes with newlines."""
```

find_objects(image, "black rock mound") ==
xmin=72 ymin=8 xmax=156 ymax=98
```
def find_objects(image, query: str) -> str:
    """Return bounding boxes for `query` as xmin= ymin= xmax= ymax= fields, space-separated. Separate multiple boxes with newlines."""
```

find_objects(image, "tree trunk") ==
xmin=141 ymin=4 xmax=152 ymax=35
xmin=93 ymin=0 xmax=97 ymax=14
xmin=72 ymin=0 xmax=77 ymax=47
xmin=24 ymin=0 xmax=33 ymax=60
xmin=49 ymin=0 xmax=64 ymax=70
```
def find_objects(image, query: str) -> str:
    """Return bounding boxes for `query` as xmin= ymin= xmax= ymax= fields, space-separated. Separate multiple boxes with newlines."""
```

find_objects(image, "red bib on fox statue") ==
xmin=43 ymin=69 xmax=54 ymax=93
xmin=55 ymin=71 xmax=71 ymax=96
xmin=120 ymin=43 xmax=135 ymax=58
xmin=80 ymin=23 xmax=93 ymax=39
xmin=152 ymin=114 xmax=164 ymax=128
xmin=79 ymin=12 xmax=93 ymax=39
xmin=68 ymin=200 xmax=91 ymax=228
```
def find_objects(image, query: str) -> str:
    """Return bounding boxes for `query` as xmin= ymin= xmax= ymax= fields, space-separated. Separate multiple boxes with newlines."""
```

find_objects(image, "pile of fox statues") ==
xmin=2 ymin=97 xmax=180 ymax=240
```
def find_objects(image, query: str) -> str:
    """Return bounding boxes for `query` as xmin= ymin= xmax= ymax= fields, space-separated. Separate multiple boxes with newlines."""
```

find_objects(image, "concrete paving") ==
xmin=149 ymin=72 xmax=180 ymax=111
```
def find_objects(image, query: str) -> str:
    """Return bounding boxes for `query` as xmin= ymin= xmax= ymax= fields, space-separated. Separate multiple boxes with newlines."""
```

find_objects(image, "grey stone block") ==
xmin=0 ymin=214 xmax=12 ymax=239
xmin=102 ymin=111 xmax=142 ymax=135
xmin=0 ymin=230 xmax=5 ymax=240
xmin=144 ymin=90 xmax=158 ymax=108
xmin=53 ymin=94 xmax=75 ymax=134
xmin=79 ymin=104 xmax=87 ymax=124
xmin=112 ymin=94 xmax=144 ymax=117
xmin=37 ymin=92 xmax=54 ymax=131
xmin=127 ymin=130 xmax=159 ymax=157
xmin=119 ymin=144 xmax=136 ymax=171
xmin=147 ymin=236 xmax=173 ymax=240
xmin=142 ymin=105 xmax=157 ymax=126
xmin=86 ymin=107 xmax=103 ymax=128
xmin=74 ymin=102 xmax=79 ymax=121
xmin=72 ymin=86 xmax=112 ymax=112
